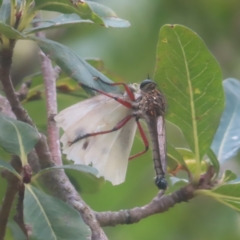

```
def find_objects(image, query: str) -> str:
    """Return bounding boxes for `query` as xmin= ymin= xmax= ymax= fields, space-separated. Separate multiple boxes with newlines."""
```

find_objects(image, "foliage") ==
xmin=0 ymin=0 xmax=240 ymax=240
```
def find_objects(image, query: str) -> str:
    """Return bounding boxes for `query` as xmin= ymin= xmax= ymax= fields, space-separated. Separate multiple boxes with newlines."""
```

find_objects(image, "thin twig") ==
xmin=0 ymin=18 xmax=108 ymax=240
xmin=37 ymin=47 xmax=62 ymax=165
xmin=0 ymin=156 xmax=22 ymax=240
xmin=34 ymin=21 xmax=62 ymax=166
xmin=96 ymin=167 xmax=215 ymax=226
xmin=14 ymin=184 xmax=28 ymax=239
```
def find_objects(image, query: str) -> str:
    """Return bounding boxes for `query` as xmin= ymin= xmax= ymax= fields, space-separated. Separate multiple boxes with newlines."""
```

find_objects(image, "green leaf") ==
xmin=0 ymin=0 xmax=11 ymax=22
xmin=211 ymin=78 xmax=240 ymax=162
xmin=33 ymin=164 xmax=98 ymax=180
xmin=87 ymin=1 xmax=130 ymax=28
xmin=7 ymin=221 xmax=26 ymax=240
xmin=206 ymin=147 xmax=220 ymax=175
xmin=176 ymin=148 xmax=207 ymax=175
xmin=0 ymin=21 xmax=26 ymax=38
xmin=166 ymin=176 xmax=188 ymax=194
xmin=221 ymin=170 xmax=237 ymax=183
xmin=154 ymin=24 xmax=224 ymax=177
xmin=33 ymin=0 xmax=104 ymax=25
xmin=26 ymin=11 xmax=129 ymax=34
xmin=64 ymin=164 xmax=105 ymax=194
xmin=0 ymin=113 xmax=39 ymax=164
xmin=197 ymin=183 xmax=240 ymax=212
xmin=32 ymin=37 xmax=120 ymax=94
xmin=167 ymin=141 xmax=188 ymax=173
xmin=32 ymin=164 xmax=103 ymax=193
xmin=25 ymin=14 xmax=92 ymax=34
xmin=0 ymin=158 xmax=21 ymax=178
xmin=24 ymin=185 xmax=91 ymax=240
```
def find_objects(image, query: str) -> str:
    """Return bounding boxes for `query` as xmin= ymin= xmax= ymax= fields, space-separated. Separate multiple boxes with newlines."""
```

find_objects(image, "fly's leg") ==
xmin=69 ymin=115 xmax=133 ymax=145
xmin=129 ymin=119 xmax=149 ymax=160
xmin=82 ymin=84 xmax=133 ymax=108
xmin=93 ymin=77 xmax=135 ymax=101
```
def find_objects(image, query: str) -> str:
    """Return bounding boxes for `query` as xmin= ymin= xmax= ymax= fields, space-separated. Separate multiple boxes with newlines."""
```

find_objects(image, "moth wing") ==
xmin=55 ymin=95 xmax=137 ymax=185
xmin=55 ymin=94 xmax=110 ymax=131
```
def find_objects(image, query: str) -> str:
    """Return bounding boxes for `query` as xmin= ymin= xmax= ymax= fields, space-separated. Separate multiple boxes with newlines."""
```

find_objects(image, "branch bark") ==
xmin=0 ymin=156 xmax=22 ymax=240
xmin=96 ymin=166 xmax=215 ymax=226
xmin=0 ymin=28 xmax=108 ymax=240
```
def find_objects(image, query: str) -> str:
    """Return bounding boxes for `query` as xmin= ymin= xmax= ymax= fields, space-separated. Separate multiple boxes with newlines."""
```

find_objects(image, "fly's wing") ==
xmin=157 ymin=116 xmax=167 ymax=174
xmin=55 ymin=94 xmax=137 ymax=185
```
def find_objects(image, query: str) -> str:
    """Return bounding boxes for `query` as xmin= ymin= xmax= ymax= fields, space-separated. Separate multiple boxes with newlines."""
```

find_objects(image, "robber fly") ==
xmin=55 ymin=79 xmax=167 ymax=189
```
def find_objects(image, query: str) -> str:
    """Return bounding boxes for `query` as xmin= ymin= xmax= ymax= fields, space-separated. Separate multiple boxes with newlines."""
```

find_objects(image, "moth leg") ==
xmin=129 ymin=119 xmax=149 ymax=160
xmin=69 ymin=115 xmax=133 ymax=145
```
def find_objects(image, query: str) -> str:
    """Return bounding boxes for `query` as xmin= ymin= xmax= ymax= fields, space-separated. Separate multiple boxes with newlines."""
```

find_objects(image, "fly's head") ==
xmin=138 ymin=79 xmax=166 ymax=117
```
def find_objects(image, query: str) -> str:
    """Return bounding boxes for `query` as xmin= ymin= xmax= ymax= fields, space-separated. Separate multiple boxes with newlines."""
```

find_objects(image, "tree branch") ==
xmin=0 ymin=156 xmax=22 ymax=240
xmin=0 ymin=28 xmax=108 ymax=240
xmin=39 ymin=49 xmax=62 ymax=166
xmin=96 ymin=166 xmax=215 ymax=226
xmin=34 ymin=24 xmax=62 ymax=166
xmin=14 ymin=184 xmax=28 ymax=239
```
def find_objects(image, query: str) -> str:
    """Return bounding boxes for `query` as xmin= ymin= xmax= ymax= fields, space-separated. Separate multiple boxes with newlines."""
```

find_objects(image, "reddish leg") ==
xmin=69 ymin=115 xmax=133 ymax=145
xmin=93 ymin=77 xmax=136 ymax=101
xmin=129 ymin=119 xmax=149 ymax=160
xmin=83 ymin=84 xmax=133 ymax=108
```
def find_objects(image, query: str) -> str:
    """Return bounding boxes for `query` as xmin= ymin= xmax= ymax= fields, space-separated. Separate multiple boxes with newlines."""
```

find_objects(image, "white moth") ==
xmin=55 ymin=84 xmax=141 ymax=185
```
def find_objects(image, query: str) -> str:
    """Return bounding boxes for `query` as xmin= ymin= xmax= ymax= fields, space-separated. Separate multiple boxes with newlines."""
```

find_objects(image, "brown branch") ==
xmin=0 ymin=46 xmax=36 ymax=126
xmin=14 ymin=184 xmax=28 ymax=239
xmin=34 ymin=23 xmax=62 ymax=166
xmin=96 ymin=185 xmax=194 ymax=226
xmin=0 ymin=156 xmax=22 ymax=240
xmin=96 ymin=166 xmax=215 ymax=226
xmin=39 ymin=49 xmax=62 ymax=166
xmin=0 ymin=25 xmax=108 ymax=240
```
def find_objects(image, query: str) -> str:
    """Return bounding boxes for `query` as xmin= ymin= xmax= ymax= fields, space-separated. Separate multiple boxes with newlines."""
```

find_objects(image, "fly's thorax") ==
xmin=138 ymin=89 xmax=166 ymax=117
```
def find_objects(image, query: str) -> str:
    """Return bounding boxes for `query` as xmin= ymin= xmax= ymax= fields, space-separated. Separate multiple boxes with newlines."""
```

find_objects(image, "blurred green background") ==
xmin=12 ymin=0 xmax=240 ymax=239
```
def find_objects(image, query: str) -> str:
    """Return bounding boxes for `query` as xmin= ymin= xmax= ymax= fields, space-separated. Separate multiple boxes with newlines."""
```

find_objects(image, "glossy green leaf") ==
xmin=0 ymin=113 xmax=39 ymax=164
xmin=197 ymin=182 xmax=240 ymax=212
xmin=0 ymin=21 xmax=26 ymax=38
xmin=32 ymin=1 xmax=129 ymax=28
xmin=0 ymin=0 xmax=10 ymax=22
xmin=25 ymin=14 xmax=92 ymax=34
xmin=7 ymin=221 xmax=26 ymax=240
xmin=0 ymin=158 xmax=21 ymax=178
xmin=33 ymin=37 xmax=120 ymax=94
xmin=32 ymin=161 xmax=105 ymax=193
xmin=166 ymin=176 xmax=188 ymax=194
xmin=33 ymin=164 xmax=104 ymax=193
xmin=33 ymin=0 xmax=104 ymax=25
xmin=26 ymin=12 xmax=129 ymax=34
xmin=24 ymin=185 xmax=91 ymax=240
xmin=211 ymin=78 xmax=240 ymax=162
xmin=206 ymin=147 xmax=220 ymax=175
xmin=154 ymin=25 xmax=224 ymax=175
xmin=221 ymin=170 xmax=237 ymax=183
xmin=87 ymin=1 xmax=130 ymax=28
xmin=33 ymin=164 xmax=98 ymax=180
xmin=176 ymin=148 xmax=207 ymax=175
xmin=64 ymin=164 xmax=105 ymax=194
xmin=167 ymin=141 xmax=188 ymax=173
xmin=86 ymin=58 xmax=126 ymax=83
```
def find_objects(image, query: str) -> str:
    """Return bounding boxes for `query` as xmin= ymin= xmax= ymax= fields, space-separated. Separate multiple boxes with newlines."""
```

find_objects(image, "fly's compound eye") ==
xmin=140 ymin=79 xmax=156 ymax=89
xmin=155 ymin=176 xmax=168 ymax=190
